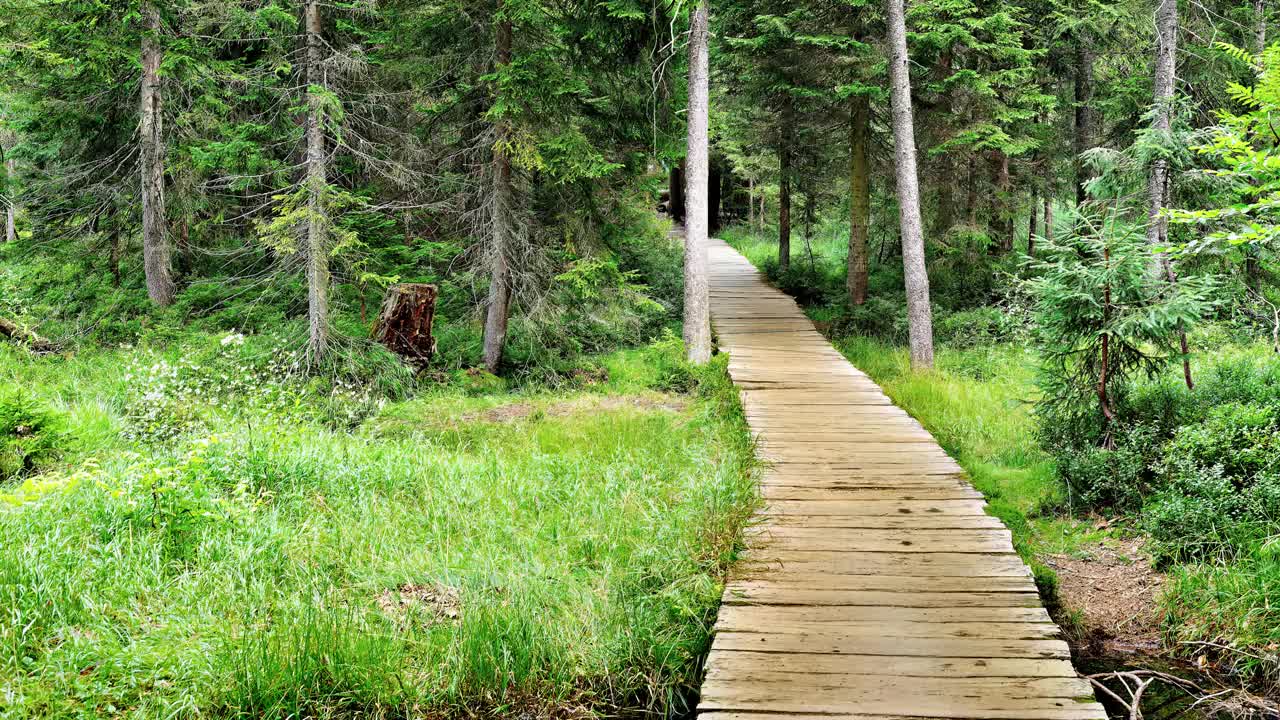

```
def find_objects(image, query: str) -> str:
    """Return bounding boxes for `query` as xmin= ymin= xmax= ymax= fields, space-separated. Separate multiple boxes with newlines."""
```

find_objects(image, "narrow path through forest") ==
xmin=697 ymin=238 xmax=1107 ymax=720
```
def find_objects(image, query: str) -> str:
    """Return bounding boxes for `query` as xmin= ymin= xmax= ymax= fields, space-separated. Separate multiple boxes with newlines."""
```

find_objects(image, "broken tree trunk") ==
xmin=372 ymin=284 xmax=438 ymax=366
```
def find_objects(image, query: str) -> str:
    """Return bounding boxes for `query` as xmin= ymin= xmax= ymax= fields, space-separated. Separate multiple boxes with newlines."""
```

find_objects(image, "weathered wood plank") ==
xmin=697 ymin=238 xmax=1102 ymax=719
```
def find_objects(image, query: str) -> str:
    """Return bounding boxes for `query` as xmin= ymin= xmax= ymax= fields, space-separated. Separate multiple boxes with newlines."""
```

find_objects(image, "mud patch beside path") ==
xmin=1045 ymin=537 xmax=1165 ymax=657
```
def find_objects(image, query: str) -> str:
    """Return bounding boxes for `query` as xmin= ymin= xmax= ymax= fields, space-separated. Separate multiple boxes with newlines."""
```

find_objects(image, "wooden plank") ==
xmin=704 ymin=651 xmax=1081 ymax=678
xmin=697 ymin=237 xmax=1101 ymax=719
xmin=710 ymin=631 xmax=1073 ymax=659
xmin=745 ymin=527 xmax=1013 ymax=552
xmin=721 ymin=586 xmax=1044 ymax=608
xmin=715 ymin=604 xmax=1054 ymax=626
xmin=725 ymin=574 xmax=1038 ymax=593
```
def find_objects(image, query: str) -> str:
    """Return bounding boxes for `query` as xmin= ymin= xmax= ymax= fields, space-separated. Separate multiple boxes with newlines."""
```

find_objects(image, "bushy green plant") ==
xmin=0 ymin=391 xmax=66 ymax=480
xmin=1144 ymin=403 xmax=1280 ymax=560
xmin=1030 ymin=215 xmax=1217 ymax=451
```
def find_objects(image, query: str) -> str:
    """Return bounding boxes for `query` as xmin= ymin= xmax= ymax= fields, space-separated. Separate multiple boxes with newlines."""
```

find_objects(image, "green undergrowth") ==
xmin=0 ymin=335 xmax=760 ymax=719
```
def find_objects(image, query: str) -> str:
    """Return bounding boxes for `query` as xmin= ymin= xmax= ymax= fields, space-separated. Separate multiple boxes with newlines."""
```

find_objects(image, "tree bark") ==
xmin=140 ymin=2 xmax=175 ymax=306
xmin=669 ymin=163 xmax=685 ymax=222
xmin=965 ymin=155 xmax=979 ymax=225
xmin=991 ymin=152 xmax=1013 ymax=253
xmin=886 ymin=0 xmax=934 ymax=370
xmin=483 ymin=2 xmax=515 ymax=373
xmin=1028 ymin=200 xmax=1038 ymax=257
xmin=682 ymin=0 xmax=712 ymax=364
xmin=932 ymin=52 xmax=956 ymax=238
xmin=1257 ymin=0 xmax=1267 ymax=56
xmin=1044 ymin=197 xmax=1054 ymax=245
xmin=778 ymin=96 xmax=793 ymax=272
xmin=1074 ymin=42 xmax=1095 ymax=207
xmin=373 ymin=283 xmax=438 ymax=366
xmin=303 ymin=0 xmax=331 ymax=363
xmin=748 ymin=176 xmax=756 ymax=229
xmin=1147 ymin=0 xmax=1192 ymax=390
xmin=848 ymin=94 xmax=870 ymax=306
xmin=708 ymin=161 xmax=722 ymax=235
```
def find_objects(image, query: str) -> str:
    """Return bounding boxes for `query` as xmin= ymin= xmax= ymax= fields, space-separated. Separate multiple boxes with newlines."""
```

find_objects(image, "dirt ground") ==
xmin=1043 ymin=536 xmax=1166 ymax=657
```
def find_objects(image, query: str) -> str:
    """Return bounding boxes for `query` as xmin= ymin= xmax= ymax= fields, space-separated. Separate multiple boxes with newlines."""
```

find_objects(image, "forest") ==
xmin=1 ymin=0 xmax=1279 ymax=718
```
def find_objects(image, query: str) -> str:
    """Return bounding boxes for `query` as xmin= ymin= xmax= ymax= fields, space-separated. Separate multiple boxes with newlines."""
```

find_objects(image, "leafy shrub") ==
xmin=935 ymin=306 xmax=1020 ymax=349
xmin=0 ymin=391 xmax=66 ymax=480
xmin=827 ymin=295 xmax=911 ymax=343
xmin=644 ymin=330 xmax=698 ymax=394
xmin=1054 ymin=441 xmax=1150 ymax=513
xmin=1144 ymin=403 xmax=1280 ymax=559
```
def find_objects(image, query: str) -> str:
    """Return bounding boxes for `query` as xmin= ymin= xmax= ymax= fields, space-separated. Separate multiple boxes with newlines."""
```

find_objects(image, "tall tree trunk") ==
xmin=1147 ymin=0 xmax=1192 ymax=390
xmin=778 ymin=97 xmax=793 ymax=272
xmin=1099 ymin=245 xmax=1115 ymax=449
xmin=1257 ymin=0 xmax=1267 ymax=56
xmin=1028 ymin=200 xmax=1038 ymax=257
xmin=1044 ymin=198 xmax=1054 ymax=245
xmin=848 ymin=94 xmax=870 ymax=306
xmin=1074 ymin=42 xmax=1095 ymax=207
xmin=932 ymin=51 xmax=956 ymax=238
xmin=886 ymin=0 xmax=934 ymax=370
xmin=990 ymin=153 xmax=1013 ymax=253
xmin=682 ymin=0 xmax=712 ymax=364
xmin=483 ymin=3 xmax=515 ymax=373
xmin=140 ymin=2 xmax=174 ymax=307
xmin=669 ymin=163 xmax=685 ymax=222
xmin=965 ymin=156 xmax=978 ymax=225
xmin=748 ymin=176 xmax=756 ymax=229
xmin=708 ymin=161 xmax=722 ymax=235
xmin=303 ymin=0 xmax=331 ymax=363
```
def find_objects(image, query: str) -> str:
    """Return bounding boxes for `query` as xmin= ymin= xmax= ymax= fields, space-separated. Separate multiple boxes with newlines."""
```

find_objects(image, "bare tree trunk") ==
xmin=932 ymin=52 xmax=956 ymax=238
xmin=1257 ymin=0 xmax=1267 ymax=56
xmin=141 ymin=2 xmax=175 ymax=307
xmin=965 ymin=156 xmax=978 ymax=225
xmin=778 ymin=96 xmax=793 ymax=273
xmin=886 ymin=0 xmax=934 ymax=370
xmin=483 ymin=3 xmax=515 ymax=373
xmin=1044 ymin=197 xmax=1054 ymax=244
xmin=1074 ymin=42 xmax=1095 ymax=207
xmin=1028 ymin=200 xmax=1038 ymax=257
xmin=848 ymin=94 xmax=870 ymax=306
xmin=669 ymin=163 xmax=685 ymax=222
xmin=1147 ymin=0 xmax=1192 ymax=390
xmin=111 ymin=230 xmax=123 ymax=288
xmin=708 ymin=161 xmax=722 ymax=235
xmin=991 ymin=152 xmax=1013 ymax=253
xmin=682 ymin=0 xmax=712 ymax=364
xmin=304 ymin=0 xmax=330 ymax=363
xmin=748 ymin=176 xmax=756 ymax=229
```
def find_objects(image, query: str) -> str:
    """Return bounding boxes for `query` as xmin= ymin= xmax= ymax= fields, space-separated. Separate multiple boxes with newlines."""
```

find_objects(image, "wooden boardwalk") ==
xmin=697 ymin=238 xmax=1106 ymax=720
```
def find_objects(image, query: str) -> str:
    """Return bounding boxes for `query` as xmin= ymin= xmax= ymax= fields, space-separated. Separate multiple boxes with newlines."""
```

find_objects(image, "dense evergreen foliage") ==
xmin=4 ymin=0 xmax=1280 ymax=715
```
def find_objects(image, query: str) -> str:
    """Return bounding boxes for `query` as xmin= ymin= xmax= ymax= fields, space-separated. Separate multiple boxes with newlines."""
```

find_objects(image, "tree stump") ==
xmin=372 ymin=284 xmax=438 ymax=366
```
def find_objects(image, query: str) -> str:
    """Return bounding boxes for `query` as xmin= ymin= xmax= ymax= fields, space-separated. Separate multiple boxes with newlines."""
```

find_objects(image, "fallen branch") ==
xmin=0 ymin=317 xmax=57 ymax=353
xmin=1087 ymin=668 xmax=1279 ymax=719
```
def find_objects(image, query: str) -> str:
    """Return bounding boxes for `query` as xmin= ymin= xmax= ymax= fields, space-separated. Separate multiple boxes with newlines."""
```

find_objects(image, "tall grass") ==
xmin=0 ymin=340 xmax=759 ymax=718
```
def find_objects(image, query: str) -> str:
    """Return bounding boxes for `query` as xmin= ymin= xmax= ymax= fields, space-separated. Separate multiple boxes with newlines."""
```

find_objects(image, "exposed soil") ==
xmin=1044 ymin=536 xmax=1166 ymax=657
xmin=469 ymin=395 xmax=689 ymax=424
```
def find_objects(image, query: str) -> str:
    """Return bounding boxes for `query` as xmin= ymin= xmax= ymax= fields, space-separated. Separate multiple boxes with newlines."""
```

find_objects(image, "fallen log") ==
xmin=0 ymin=317 xmax=56 ymax=353
xmin=371 ymin=283 xmax=437 ymax=366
